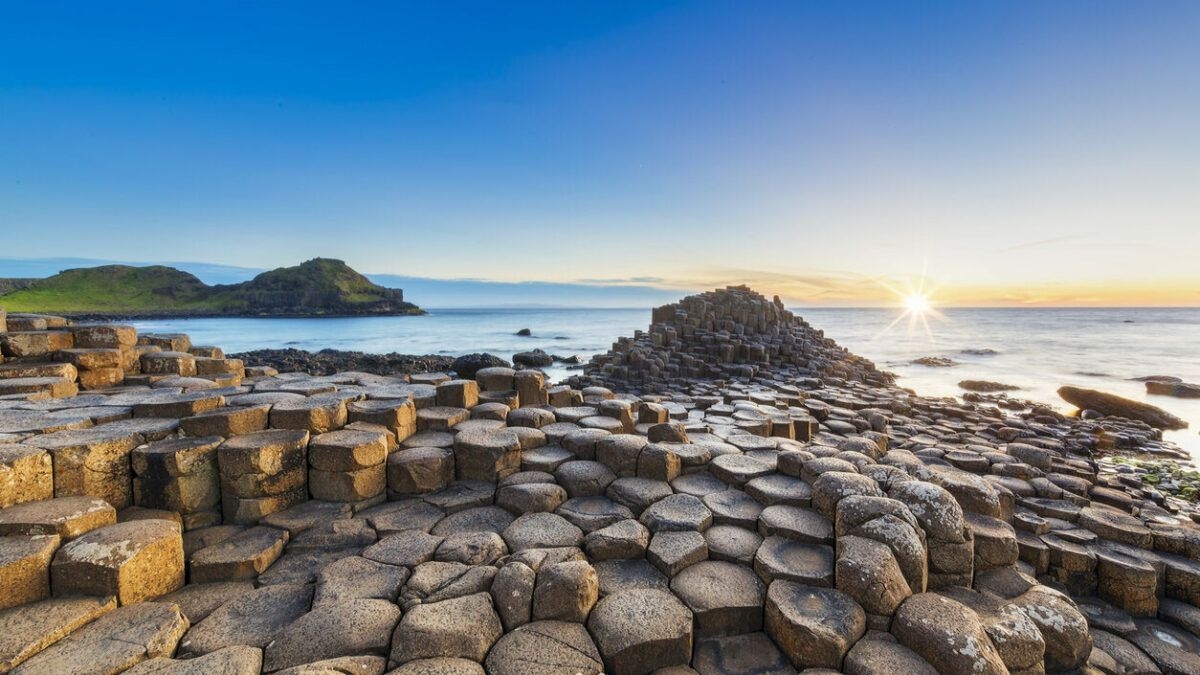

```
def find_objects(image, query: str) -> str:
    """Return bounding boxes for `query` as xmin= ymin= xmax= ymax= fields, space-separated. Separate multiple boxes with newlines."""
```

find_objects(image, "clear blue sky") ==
xmin=3 ymin=2 xmax=1198 ymax=305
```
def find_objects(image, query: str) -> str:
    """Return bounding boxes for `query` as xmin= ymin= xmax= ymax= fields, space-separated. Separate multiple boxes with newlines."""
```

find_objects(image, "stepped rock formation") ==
xmin=578 ymin=286 xmax=893 ymax=393
xmin=0 ymin=291 xmax=1198 ymax=674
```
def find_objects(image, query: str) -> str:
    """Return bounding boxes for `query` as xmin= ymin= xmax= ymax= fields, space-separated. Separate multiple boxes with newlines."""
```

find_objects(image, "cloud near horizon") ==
xmin=4 ymin=256 xmax=1197 ymax=308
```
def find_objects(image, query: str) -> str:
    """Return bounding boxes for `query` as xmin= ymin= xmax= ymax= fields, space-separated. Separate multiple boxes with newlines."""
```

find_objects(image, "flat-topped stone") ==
xmin=701 ymin=489 xmax=763 ymax=529
xmin=122 ymin=645 xmax=263 ymax=675
xmin=159 ymin=581 xmax=255 ymax=624
xmin=12 ymin=601 xmax=188 ymax=675
xmin=140 ymin=351 xmax=198 ymax=377
xmin=0 ymin=595 xmax=117 ymax=672
xmin=670 ymin=560 xmax=765 ymax=638
xmin=765 ymin=581 xmax=865 ymax=671
xmin=0 ymin=534 xmax=60 ymax=609
xmin=0 ymin=376 xmax=78 ymax=399
xmin=639 ymin=493 xmax=713 ymax=533
xmin=131 ymin=436 xmax=222 ymax=516
xmin=178 ymin=404 xmax=270 ymax=438
xmin=269 ymin=395 xmax=349 ymax=434
xmin=178 ymin=583 xmax=312 ymax=656
xmin=30 ymin=425 xmax=142 ymax=507
xmin=390 ymin=592 xmax=502 ymax=665
xmin=51 ymin=519 xmax=184 ymax=605
xmin=587 ymin=589 xmax=693 ymax=675
xmin=754 ymin=535 xmax=835 ymax=586
xmin=261 ymin=598 xmax=401 ymax=672
xmin=453 ymin=428 xmax=521 ymax=482
xmin=502 ymin=512 xmax=583 ymax=551
xmin=217 ymin=429 xmax=309 ymax=476
xmin=361 ymin=500 xmax=446 ymax=535
xmin=0 ymin=496 xmax=117 ymax=540
xmin=189 ymin=526 xmax=289 ymax=583
xmin=0 ymin=445 xmax=53 ymax=508
xmin=131 ymin=391 xmax=224 ymax=419
xmin=485 ymin=620 xmax=603 ymax=675
xmin=647 ymin=530 xmax=708 ymax=577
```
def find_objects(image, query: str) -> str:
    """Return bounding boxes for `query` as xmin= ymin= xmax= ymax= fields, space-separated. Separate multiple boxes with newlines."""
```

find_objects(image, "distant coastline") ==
xmin=0 ymin=257 xmax=423 ymax=319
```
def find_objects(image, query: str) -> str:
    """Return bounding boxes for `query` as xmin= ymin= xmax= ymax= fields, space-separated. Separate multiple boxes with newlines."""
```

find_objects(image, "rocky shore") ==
xmin=0 ymin=289 xmax=1198 ymax=675
xmin=231 ymin=348 xmax=454 ymax=378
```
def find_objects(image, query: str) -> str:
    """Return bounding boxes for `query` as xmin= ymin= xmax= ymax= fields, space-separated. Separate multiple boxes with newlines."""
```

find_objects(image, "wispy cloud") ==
xmin=991 ymin=235 xmax=1089 ymax=254
xmin=574 ymin=276 xmax=670 ymax=286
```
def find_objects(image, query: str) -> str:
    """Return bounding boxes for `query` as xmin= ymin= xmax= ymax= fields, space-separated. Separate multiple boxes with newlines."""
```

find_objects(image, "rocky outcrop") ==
xmin=1058 ymin=385 xmax=1188 ymax=429
xmin=575 ymin=286 xmax=892 ymax=393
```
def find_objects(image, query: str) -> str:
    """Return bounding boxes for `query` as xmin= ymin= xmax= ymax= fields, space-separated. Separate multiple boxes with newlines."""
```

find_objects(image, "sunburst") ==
xmin=873 ymin=266 xmax=947 ymax=341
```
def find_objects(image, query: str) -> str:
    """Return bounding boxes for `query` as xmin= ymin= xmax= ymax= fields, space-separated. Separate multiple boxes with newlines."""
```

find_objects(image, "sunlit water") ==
xmin=131 ymin=307 xmax=1200 ymax=459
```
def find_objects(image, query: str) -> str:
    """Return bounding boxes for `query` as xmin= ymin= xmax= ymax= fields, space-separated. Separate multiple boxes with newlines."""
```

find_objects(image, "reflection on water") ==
xmin=131 ymin=306 xmax=1200 ymax=458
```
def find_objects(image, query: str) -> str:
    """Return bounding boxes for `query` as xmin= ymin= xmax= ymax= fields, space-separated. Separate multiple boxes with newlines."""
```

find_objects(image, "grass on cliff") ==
xmin=0 ymin=265 xmax=213 ymax=312
xmin=0 ymin=258 xmax=421 ymax=315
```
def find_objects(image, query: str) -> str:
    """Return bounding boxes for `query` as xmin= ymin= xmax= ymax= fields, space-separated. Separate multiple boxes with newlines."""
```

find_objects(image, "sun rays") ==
xmin=873 ymin=267 xmax=947 ymax=341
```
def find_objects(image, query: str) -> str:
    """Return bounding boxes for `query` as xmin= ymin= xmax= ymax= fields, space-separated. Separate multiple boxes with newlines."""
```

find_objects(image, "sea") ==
xmin=128 ymin=307 xmax=1200 ymax=459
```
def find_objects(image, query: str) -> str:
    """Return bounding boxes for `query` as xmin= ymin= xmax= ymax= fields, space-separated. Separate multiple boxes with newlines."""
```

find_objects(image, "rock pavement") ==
xmin=0 ymin=290 xmax=1199 ymax=674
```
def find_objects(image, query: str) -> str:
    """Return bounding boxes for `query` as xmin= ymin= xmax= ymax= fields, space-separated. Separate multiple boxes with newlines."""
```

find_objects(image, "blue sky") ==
xmin=2 ymin=2 xmax=1198 ymax=306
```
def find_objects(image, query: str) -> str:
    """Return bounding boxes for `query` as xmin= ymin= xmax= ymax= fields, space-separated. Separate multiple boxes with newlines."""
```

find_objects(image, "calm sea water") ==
xmin=130 ymin=307 xmax=1200 ymax=458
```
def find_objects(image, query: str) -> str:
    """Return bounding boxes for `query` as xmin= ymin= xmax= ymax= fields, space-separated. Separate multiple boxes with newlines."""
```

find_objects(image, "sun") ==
xmin=904 ymin=293 xmax=931 ymax=315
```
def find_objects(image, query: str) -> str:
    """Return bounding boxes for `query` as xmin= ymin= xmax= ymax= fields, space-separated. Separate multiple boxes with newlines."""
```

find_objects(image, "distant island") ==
xmin=0 ymin=257 xmax=423 ymax=318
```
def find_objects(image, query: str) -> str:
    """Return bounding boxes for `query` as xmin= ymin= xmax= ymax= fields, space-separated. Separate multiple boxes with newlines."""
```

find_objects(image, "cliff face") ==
xmin=0 ymin=258 xmax=421 ymax=317
xmin=208 ymin=258 xmax=413 ymax=315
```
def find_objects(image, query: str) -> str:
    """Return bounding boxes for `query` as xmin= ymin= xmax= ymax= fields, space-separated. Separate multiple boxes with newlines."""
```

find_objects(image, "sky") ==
xmin=2 ymin=1 xmax=1199 ymax=307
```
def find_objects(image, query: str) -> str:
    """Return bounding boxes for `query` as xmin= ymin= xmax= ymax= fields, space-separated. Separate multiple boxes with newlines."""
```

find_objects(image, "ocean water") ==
xmin=130 ymin=306 xmax=1200 ymax=458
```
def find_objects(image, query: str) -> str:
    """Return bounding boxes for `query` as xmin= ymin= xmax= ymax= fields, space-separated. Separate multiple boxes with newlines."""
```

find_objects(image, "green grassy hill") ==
xmin=0 ymin=258 xmax=422 ymax=317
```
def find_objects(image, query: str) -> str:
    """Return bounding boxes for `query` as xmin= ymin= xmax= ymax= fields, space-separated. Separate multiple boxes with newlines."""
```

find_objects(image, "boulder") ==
xmin=261 ymin=598 xmax=401 ymax=672
xmin=765 ymin=581 xmax=865 ymax=670
xmin=389 ymin=593 xmax=502 ymax=664
xmin=491 ymin=561 xmax=535 ymax=631
xmin=1057 ymin=386 xmax=1188 ymax=429
xmin=584 ymin=519 xmax=649 ymax=560
xmin=844 ymin=630 xmax=937 ymax=675
xmin=586 ymin=589 xmax=693 ymax=675
xmin=453 ymin=354 xmax=510 ymax=380
xmin=835 ymin=535 xmax=911 ymax=622
xmin=1010 ymin=586 xmax=1093 ymax=672
xmin=532 ymin=560 xmax=598 ymax=623
xmin=670 ymin=560 xmax=765 ymax=638
xmin=484 ymin=620 xmax=603 ymax=675
xmin=891 ymin=593 xmax=1007 ymax=675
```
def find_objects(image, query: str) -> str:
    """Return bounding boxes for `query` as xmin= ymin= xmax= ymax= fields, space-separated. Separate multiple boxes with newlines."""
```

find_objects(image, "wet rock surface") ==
xmin=1 ymin=289 xmax=1199 ymax=674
